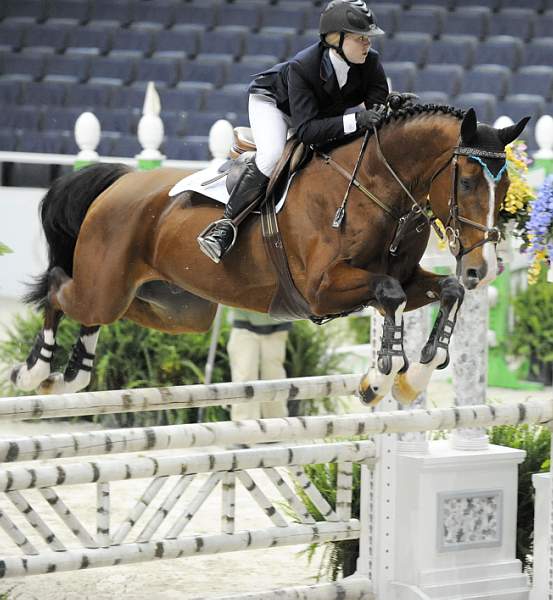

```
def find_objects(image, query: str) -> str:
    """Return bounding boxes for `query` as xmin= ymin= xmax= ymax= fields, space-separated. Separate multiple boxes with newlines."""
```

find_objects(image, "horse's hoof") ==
xmin=391 ymin=373 xmax=419 ymax=405
xmin=358 ymin=376 xmax=383 ymax=406
xmin=37 ymin=372 xmax=65 ymax=395
xmin=10 ymin=362 xmax=50 ymax=392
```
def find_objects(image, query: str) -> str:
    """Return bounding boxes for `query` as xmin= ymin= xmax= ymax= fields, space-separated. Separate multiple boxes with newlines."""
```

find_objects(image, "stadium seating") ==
xmin=0 ymin=0 xmax=552 ymax=166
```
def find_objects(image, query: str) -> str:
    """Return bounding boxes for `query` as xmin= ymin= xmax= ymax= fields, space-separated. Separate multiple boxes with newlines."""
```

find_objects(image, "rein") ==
xmin=317 ymin=128 xmax=505 ymax=263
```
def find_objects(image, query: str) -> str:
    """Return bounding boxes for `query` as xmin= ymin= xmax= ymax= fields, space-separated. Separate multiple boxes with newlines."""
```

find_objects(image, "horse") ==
xmin=10 ymin=104 xmax=529 ymax=407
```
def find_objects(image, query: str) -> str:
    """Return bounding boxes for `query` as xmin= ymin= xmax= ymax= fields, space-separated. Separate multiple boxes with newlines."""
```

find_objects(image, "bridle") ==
xmin=318 ymin=128 xmax=506 ymax=270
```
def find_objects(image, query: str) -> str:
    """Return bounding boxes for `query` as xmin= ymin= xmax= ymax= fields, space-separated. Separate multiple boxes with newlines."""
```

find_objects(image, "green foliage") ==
xmin=511 ymin=278 xmax=553 ymax=375
xmin=489 ymin=424 xmax=550 ymax=567
xmin=0 ymin=242 xmax=12 ymax=255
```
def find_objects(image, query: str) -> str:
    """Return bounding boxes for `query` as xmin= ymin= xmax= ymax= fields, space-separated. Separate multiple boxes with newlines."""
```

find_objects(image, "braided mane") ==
xmin=379 ymin=103 xmax=466 ymax=130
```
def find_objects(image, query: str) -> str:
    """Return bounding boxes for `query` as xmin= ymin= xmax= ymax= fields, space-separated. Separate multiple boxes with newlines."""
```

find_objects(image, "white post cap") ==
xmin=74 ymin=111 xmax=100 ymax=161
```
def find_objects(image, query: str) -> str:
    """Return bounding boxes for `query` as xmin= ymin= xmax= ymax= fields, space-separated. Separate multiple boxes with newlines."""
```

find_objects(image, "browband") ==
xmin=454 ymin=146 xmax=506 ymax=159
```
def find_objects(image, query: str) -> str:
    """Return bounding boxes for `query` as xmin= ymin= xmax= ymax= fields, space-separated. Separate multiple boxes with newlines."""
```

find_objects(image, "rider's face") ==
xmin=342 ymin=33 xmax=371 ymax=64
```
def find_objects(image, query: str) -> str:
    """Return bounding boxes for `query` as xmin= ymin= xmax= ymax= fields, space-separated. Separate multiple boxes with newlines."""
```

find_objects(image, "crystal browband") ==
xmin=454 ymin=147 xmax=507 ymax=159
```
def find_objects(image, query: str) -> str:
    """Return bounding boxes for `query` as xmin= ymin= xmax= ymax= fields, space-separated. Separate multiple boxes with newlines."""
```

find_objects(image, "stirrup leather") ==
xmin=197 ymin=218 xmax=238 ymax=264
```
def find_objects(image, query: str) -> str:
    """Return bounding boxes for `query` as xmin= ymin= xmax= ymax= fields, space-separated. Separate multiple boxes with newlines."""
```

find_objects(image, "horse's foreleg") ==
xmin=393 ymin=274 xmax=465 ymax=404
xmin=10 ymin=306 xmax=62 ymax=391
xmin=37 ymin=325 xmax=101 ymax=395
xmin=358 ymin=278 xmax=408 ymax=405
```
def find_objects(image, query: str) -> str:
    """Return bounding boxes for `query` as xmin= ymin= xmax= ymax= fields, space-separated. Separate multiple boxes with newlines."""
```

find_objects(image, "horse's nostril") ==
xmin=466 ymin=268 xmax=479 ymax=281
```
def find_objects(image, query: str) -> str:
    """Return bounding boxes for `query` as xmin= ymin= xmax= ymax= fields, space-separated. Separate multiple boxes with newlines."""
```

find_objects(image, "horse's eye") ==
xmin=459 ymin=177 xmax=473 ymax=191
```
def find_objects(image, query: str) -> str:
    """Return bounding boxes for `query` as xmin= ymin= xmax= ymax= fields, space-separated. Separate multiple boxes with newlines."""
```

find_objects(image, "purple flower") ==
xmin=525 ymin=175 xmax=553 ymax=258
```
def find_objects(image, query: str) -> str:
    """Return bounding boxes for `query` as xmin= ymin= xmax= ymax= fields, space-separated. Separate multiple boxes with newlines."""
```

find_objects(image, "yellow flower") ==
xmin=528 ymin=249 xmax=548 ymax=285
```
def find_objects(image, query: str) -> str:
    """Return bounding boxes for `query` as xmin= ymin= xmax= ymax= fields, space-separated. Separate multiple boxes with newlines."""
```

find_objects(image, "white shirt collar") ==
xmin=329 ymin=48 xmax=350 ymax=89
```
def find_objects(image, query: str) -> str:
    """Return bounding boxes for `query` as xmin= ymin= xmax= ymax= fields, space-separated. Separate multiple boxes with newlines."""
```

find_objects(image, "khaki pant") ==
xmin=228 ymin=327 xmax=289 ymax=421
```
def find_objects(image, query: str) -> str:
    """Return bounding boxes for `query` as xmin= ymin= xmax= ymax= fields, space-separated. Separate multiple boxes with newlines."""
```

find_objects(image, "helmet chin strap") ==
xmin=324 ymin=32 xmax=357 ymax=67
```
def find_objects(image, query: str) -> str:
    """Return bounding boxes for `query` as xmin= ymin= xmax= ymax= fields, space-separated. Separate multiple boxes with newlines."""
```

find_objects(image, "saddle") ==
xmin=228 ymin=127 xmax=313 ymax=321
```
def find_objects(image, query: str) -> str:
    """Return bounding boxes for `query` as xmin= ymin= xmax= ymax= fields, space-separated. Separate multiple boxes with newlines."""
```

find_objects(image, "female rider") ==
xmin=198 ymin=0 xmax=390 ymax=263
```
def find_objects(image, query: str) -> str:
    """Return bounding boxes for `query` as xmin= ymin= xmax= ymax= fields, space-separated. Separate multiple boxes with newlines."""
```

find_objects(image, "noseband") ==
xmin=435 ymin=146 xmax=505 ymax=266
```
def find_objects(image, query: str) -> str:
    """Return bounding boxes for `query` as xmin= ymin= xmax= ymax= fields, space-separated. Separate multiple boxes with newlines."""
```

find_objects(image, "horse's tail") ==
xmin=24 ymin=163 xmax=132 ymax=309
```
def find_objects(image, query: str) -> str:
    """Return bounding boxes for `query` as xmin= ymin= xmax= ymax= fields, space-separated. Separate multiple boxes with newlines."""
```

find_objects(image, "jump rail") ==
xmin=0 ymin=374 xmax=550 ymax=600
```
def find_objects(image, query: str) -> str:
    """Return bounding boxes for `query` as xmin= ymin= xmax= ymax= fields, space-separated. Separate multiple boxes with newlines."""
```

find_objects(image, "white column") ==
xmin=450 ymin=286 xmax=490 ymax=451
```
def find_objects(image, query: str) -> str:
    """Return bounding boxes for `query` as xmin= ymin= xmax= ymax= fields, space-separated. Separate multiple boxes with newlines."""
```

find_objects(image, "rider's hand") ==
xmin=355 ymin=105 xmax=386 ymax=130
xmin=387 ymin=92 xmax=419 ymax=110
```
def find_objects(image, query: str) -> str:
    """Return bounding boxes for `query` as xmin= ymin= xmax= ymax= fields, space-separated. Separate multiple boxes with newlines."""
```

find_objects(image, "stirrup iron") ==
xmin=197 ymin=219 xmax=238 ymax=264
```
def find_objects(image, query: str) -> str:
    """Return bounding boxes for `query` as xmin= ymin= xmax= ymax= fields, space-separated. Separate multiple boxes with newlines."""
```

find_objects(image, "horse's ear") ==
xmin=460 ymin=108 xmax=477 ymax=144
xmin=497 ymin=116 xmax=531 ymax=147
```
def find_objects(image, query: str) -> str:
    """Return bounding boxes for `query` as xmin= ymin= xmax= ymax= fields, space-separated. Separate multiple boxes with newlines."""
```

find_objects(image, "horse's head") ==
xmin=430 ymin=108 xmax=529 ymax=290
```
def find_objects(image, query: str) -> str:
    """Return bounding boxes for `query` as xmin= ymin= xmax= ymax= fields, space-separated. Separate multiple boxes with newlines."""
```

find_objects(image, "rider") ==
xmin=197 ymin=0 xmax=390 ymax=263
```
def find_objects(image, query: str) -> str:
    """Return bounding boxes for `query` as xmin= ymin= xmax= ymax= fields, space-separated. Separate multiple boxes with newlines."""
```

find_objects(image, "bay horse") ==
xmin=10 ymin=104 xmax=528 ymax=407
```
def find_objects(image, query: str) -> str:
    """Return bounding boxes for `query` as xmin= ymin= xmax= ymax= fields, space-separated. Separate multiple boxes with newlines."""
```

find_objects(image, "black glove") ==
xmin=387 ymin=92 xmax=419 ymax=110
xmin=355 ymin=105 xmax=386 ymax=130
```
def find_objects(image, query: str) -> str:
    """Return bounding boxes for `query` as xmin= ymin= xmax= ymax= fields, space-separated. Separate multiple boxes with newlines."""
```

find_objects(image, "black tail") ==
xmin=24 ymin=163 xmax=132 ymax=309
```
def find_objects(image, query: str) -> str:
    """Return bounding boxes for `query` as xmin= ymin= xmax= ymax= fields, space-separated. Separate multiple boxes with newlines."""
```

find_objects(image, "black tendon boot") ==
xmin=197 ymin=160 xmax=269 ymax=263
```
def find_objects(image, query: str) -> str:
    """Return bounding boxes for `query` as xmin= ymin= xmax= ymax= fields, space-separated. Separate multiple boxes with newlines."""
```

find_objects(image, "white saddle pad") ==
xmin=168 ymin=162 xmax=293 ymax=213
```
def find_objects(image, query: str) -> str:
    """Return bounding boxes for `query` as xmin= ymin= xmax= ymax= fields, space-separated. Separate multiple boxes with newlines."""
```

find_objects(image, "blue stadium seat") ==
xmin=287 ymin=30 xmax=320 ymax=57
xmin=510 ymin=66 xmax=553 ymax=101
xmin=152 ymin=29 xmax=199 ymax=60
xmin=384 ymin=62 xmax=416 ymax=92
xmin=0 ymin=23 xmax=26 ymax=52
xmin=426 ymin=35 xmax=477 ymax=69
xmin=88 ymin=0 xmax=132 ymax=29
xmin=109 ymin=86 xmax=153 ymax=110
xmin=0 ymin=131 xmax=18 ymax=151
xmin=474 ymin=36 xmax=523 ymax=70
xmin=109 ymin=134 xmax=142 ymax=158
xmin=417 ymin=91 xmax=450 ymax=106
xmin=87 ymin=56 xmax=137 ymax=86
xmin=523 ymin=39 xmax=553 ymax=68
xmin=93 ymin=108 xmax=139 ymax=135
xmin=178 ymin=112 xmax=221 ymax=136
xmin=129 ymin=0 xmax=176 ymax=31
xmin=396 ymin=7 xmax=445 ymax=38
xmin=164 ymin=136 xmax=210 ymax=161
xmin=499 ymin=0 xmax=544 ymax=11
xmin=41 ymin=106 xmax=82 ymax=132
xmin=64 ymin=83 xmax=112 ymax=109
xmin=43 ymin=0 xmax=90 ymax=26
xmin=533 ymin=10 xmax=553 ymax=39
xmin=462 ymin=0 xmax=499 ymax=9
xmin=204 ymin=88 xmax=249 ymax=114
xmin=216 ymin=4 xmax=261 ymax=33
xmin=16 ymin=130 xmax=67 ymax=153
xmin=454 ymin=93 xmax=497 ymax=123
xmin=0 ymin=53 xmax=45 ymax=82
xmin=131 ymin=57 xmax=180 ymax=88
xmin=226 ymin=58 xmax=276 ymax=86
xmin=22 ymin=81 xmax=69 ymax=105
xmin=21 ymin=23 xmax=72 ymax=54
xmin=442 ymin=8 xmax=490 ymax=40
xmin=159 ymin=86 xmax=205 ymax=112
xmin=197 ymin=30 xmax=245 ymax=62
xmin=0 ymin=80 xmax=22 ymax=105
xmin=496 ymin=94 xmax=546 ymax=123
xmin=304 ymin=6 xmax=323 ymax=31
xmin=180 ymin=59 xmax=227 ymax=88
xmin=0 ymin=107 xmax=42 ymax=131
xmin=243 ymin=32 xmax=291 ymax=62
xmin=44 ymin=55 xmax=90 ymax=84
xmin=65 ymin=27 xmax=111 ymax=56
xmin=460 ymin=65 xmax=510 ymax=98
xmin=160 ymin=111 xmax=187 ymax=137
xmin=1 ymin=0 xmax=46 ymax=25
xmin=63 ymin=131 xmax=116 ymax=157
xmin=259 ymin=6 xmax=307 ymax=34
xmin=414 ymin=64 xmax=464 ymax=97
xmin=172 ymin=3 xmax=219 ymax=33
xmin=108 ymin=29 xmax=154 ymax=58
xmin=370 ymin=4 xmax=399 ymax=36
xmin=488 ymin=9 xmax=535 ymax=41
xmin=380 ymin=33 xmax=431 ymax=67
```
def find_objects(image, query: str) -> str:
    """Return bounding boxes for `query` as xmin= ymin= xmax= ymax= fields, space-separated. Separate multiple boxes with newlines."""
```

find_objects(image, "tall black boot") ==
xmin=197 ymin=160 xmax=269 ymax=263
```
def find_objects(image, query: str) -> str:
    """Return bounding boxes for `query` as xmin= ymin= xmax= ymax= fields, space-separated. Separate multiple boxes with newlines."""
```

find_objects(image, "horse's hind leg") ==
xmin=393 ymin=274 xmax=465 ymax=404
xmin=10 ymin=305 xmax=62 ymax=391
xmin=38 ymin=325 xmax=101 ymax=395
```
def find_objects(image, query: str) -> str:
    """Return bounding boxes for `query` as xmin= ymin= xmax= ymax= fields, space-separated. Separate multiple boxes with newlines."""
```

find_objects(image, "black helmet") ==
xmin=320 ymin=0 xmax=385 ymax=37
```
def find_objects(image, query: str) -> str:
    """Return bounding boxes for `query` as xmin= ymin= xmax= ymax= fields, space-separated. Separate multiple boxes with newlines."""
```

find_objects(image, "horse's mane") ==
xmin=377 ymin=103 xmax=466 ymax=132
